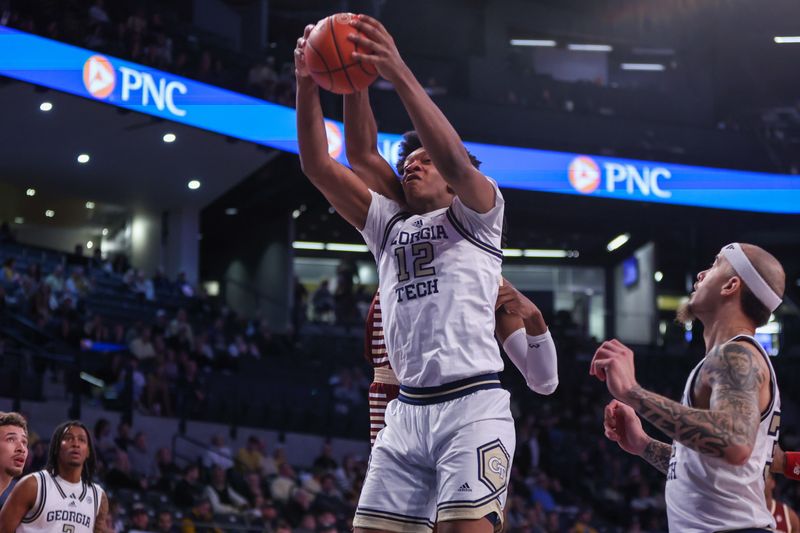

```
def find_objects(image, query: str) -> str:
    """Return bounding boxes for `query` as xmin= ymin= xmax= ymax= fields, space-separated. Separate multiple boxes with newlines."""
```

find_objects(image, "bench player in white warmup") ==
xmin=0 ymin=420 xmax=109 ymax=533
xmin=295 ymin=13 xmax=548 ymax=533
xmin=592 ymin=243 xmax=785 ymax=532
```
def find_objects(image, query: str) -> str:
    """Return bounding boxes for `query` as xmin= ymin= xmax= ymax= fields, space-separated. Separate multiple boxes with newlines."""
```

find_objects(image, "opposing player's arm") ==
xmin=496 ymin=279 xmax=558 ymax=395
xmin=350 ymin=16 xmax=495 ymax=213
xmin=295 ymin=28 xmax=372 ymax=230
xmin=94 ymin=491 xmax=110 ymax=533
xmin=0 ymin=475 xmax=37 ymax=533
xmin=344 ymin=90 xmax=404 ymax=203
xmin=625 ymin=342 xmax=764 ymax=466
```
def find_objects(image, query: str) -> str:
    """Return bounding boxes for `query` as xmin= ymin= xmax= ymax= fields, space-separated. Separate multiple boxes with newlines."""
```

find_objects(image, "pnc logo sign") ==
xmin=568 ymin=155 xmax=672 ymax=199
xmin=324 ymin=120 xmax=343 ymax=159
xmin=82 ymin=54 xmax=188 ymax=117
xmin=568 ymin=156 xmax=601 ymax=194
xmin=83 ymin=55 xmax=115 ymax=99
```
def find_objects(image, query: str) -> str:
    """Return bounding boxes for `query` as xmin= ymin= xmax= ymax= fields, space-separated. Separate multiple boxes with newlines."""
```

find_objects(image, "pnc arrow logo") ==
xmin=324 ymin=120 xmax=343 ymax=159
xmin=568 ymin=156 xmax=601 ymax=194
xmin=83 ymin=55 xmax=116 ymax=99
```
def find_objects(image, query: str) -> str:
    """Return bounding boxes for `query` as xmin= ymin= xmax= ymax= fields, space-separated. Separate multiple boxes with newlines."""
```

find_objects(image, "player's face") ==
xmin=688 ymin=254 xmax=733 ymax=311
xmin=401 ymin=148 xmax=453 ymax=205
xmin=0 ymin=425 xmax=28 ymax=477
xmin=59 ymin=426 xmax=89 ymax=468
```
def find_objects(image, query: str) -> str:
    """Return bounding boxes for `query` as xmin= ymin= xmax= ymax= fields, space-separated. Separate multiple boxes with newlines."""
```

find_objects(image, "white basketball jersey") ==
xmin=17 ymin=471 xmax=104 ymax=533
xmin=359 ymin=180 xmax=505 ymax=387
xmin=665 ymin=335 xmax=780 ymax=532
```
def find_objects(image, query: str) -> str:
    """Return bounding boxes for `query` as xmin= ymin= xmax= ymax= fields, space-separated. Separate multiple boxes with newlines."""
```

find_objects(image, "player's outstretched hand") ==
xmin=495 ymin=278 xmax=540 ymax=320
xmin=604 ymin=400 xmax=649 ymax=456
xmin=348 ymin=15 xmax=408 ymax=83
xmin=590 ymin=338 xmax=639 ymax=402
xmin=294 ymin=24 xmax=315 ymax=79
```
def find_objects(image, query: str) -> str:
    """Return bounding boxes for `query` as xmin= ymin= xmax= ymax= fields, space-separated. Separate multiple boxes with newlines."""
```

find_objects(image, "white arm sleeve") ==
xmin=502 ymin=328 xmax=559 ymax=395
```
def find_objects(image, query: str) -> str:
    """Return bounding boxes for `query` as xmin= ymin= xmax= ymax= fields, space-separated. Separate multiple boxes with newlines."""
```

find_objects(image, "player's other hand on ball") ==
xmin=348 ymin=15 xmax=407 ymax=82
xmin=604 ymin=400 xmax=649 ymax=456
xmin=294 ymin=24 xmax=315 ymax=79
xmin=495 ymin=278 xmax=540 ymax=321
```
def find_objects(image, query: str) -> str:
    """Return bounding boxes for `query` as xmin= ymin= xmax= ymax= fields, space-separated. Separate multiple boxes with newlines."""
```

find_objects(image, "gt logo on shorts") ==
xmin=477 ymin=439 xmax=510 ymax=491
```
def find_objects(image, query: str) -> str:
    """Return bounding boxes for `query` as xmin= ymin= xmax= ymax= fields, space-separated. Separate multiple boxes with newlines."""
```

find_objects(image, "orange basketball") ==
xmin=305 ymin=13 xmax=378 ymax=94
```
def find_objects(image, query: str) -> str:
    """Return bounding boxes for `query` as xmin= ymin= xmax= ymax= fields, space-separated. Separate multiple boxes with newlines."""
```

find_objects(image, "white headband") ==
xmin=720 ymin=243 xmax=782 ymax=312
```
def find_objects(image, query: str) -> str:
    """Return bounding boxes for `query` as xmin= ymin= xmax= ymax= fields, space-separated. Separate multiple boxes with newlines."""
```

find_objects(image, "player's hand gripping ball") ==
xmin=304 ymin=13 xmax=378 ymax=94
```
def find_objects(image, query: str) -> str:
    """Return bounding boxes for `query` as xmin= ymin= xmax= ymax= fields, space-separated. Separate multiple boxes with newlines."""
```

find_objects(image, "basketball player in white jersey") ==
xmin=0 ymin=420 xmax=109 ymax=533
xmin=296 ymin=14 xmax=525 ymax=533
xmin=343 ymin=91 xmax=559 ymax=406
xmin=591 ymin=243 xmax=785 ymax=532
xmin=0 ymin=413 xmax=28 ymax=505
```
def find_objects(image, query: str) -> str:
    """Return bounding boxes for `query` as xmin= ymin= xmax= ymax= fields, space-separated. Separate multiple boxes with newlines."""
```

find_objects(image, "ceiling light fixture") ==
xmin=45 ymin=210 xmax=55 ymax=218
xmin=163 ymin=133 xmax=176 ymax=143
xmin=85 ymin=201 xmax=95 ymax=209
xmin=39 ymin=102 xmax=53 ymax=111
xmin=187 ymin=180 xmax=201 ymax=190
xmin=26 ymin=188 xmax=36 ymax=197
xmin=13 ymin=217 xmax=23 ymax=224
xmin=621 ymin=63 xmax=665 ymax=71
xmin=86 ymin=241 xmax=94 ymax=249
xmin=102 ymin=228 xmax=109 ymax=236
xmin=510 ymin=39 xmax=557 ymax=47
xmin=654 ymin=271 xmax=664 ymax=282
xmin=606 ymin=233 xmax=631 ymax=252
xmin=225 ymin=208 xmax=238 ymax=216
xmin=77 ymin=153 xmax=90 ymax=164
xmin=774 ymin=36 xmax=800 ymax=44
xmin=567 ymin=43 xmax=613 ymax=52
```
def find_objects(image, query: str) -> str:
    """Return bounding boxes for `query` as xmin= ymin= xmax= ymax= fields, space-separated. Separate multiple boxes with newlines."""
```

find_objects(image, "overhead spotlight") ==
xmin=654 ymin=271 xmax=664 ymax=282
xmin=328 ymin=206 xmax=336 ymax=214
xmin=621 ymin=63 xmax=665 ymax=71
xmin=85 ymin=201 xmax=95 ymax=209
xmin=225 ymin=208 xmax=238 ymax=216
xmin=86 ymin=241 xmax=94 ymax=249
xmin=187 ymin=180 xmax=201 ymax=190
xmin=102 ymin=228 xmax=109 ymax=236
xmin=163 ymin=133 xmax=176 ymax=143
xmin=13 ymin=217 xmax=23 ymax=224
xmin=567 ymin=43 xmax=613 ymax=52
xmin=606 ymin=233 xmax=630 ymax=252
xmin=292 ymin=209 xmax=301 ymax=219
xmin=77 ymin=154 xmax=90 ymax=164
xmin=26 ymin=188 xmax=36 ymax=197
xmin=510 ymin=39 xmax=557 ymax=47
xmin=45 ymin=210 xmax=55 ymax=218
xmin=774 ymin=36 xmax=800 ymax=44
xmin=39 ymin=102 xmax=53 ymax=112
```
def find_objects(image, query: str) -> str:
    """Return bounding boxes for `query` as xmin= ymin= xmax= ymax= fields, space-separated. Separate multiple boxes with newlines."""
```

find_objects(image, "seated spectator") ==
xmin=173 ymin=464 xmax=204 ymax=509
xmin=270 ymin=463 xmax=298 ymax=504
xmin=235 ymin=435 xmax=265 ymax=475
xmin=167 ymin=308 xmax=194 ymax=350
xmin=201 ymin=434 xmax=234 ymax=471
xmin=2 ymin=258 xmax=18 ymax=283
xmin=128 ymin=503 xmax=151 ymax=533
xmin=569 ymin=508 xmax=599 ymax=533
xmin=105 ymin=449 xmax=144 ymax=491
xmin=180 ymin=497 xmax=223 ymax=533
xmin=284 ymin=491 xmax=315 ymax=530
xmin=130 ymin=326 xmax=157 ymax=361
xmin=155 ymin=509 xmax=176 ymax=533
xmin=311 ymin=280 xmax=334 ymax=322
xmin=241 ymin=471 xmax=266 ymax=508
xmin=65 ymin=266 xmax=91 ymax=298
xmin=128 ymin=431 xmax=157 ymax=482
xmin=153 ymin=446 xmax=181 ymax=493
xmin=312 ymin=442 xmax=337 ymax=473
xmin=203 ymin=465 xmax=248 ymax=515
xmin=44 ymin=264 xmax=65 ymax=295
xmin=312 ymin=474 xmax=346 ymax=515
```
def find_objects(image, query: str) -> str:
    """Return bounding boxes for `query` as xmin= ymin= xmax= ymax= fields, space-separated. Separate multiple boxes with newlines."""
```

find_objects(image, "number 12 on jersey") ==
xmin=393 ymin=243 xmax=440 ymax=303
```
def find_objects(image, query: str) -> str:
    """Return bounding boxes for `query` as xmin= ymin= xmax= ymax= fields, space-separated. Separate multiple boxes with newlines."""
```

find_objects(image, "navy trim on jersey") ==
xmin=78 ymin=479 xmax=87 ymax=502
xmin=398 ymin=373 xmax=502 ymax=405
xmin=21 ymin=472 xmax=46 ymax=524
xmin=91 ymin=483 xmax=99 ymax=517
xmin=49 ymin=472 xmax=67 ymax=499
xmin=379 ymin=211 xmax=411 ymax=258
xmin=686 ymin=360 xmax=704 ymax=408
xmin=355 ymin=507 xmax=435 ymax=528
xmin=445 ymin=208 xmax=503 ymax=260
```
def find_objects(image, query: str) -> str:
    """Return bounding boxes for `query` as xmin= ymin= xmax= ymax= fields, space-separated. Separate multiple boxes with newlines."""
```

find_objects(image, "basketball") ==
xmin=305 ymin=13 xmax=378 ymax=94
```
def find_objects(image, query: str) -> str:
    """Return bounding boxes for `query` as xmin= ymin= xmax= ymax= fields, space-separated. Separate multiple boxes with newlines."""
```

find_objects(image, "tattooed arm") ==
xmin=626 ymin=342 xmax=764 ymax=466
xmin=642 ymin=439 xmax=673 ymax=474
xmin=604 ymin=399 xmax=672 ymax=475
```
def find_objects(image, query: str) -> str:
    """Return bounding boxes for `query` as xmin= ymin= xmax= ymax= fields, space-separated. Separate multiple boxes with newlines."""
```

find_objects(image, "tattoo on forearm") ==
xmin=642 ymin=440 xmax=672 ymax=474
xmin=628 ymin=343 xmax=763 ymax=459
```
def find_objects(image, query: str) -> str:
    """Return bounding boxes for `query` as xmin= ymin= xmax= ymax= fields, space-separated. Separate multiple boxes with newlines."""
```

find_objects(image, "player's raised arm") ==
xmin=349 ymin=15 xmax=495 ymax=213
xmin=591 ymin=339 xmax=763 ymax=466
xmin=0 ymin=475 xmax=37 ymax=533
xmin=295 ymin=25 xmax=372 ymax=230
xmin=344 ymin=91 xmax=404 ymax=203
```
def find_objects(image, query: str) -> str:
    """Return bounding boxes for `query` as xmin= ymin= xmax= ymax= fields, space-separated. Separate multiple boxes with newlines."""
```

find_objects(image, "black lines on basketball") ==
xmin=305 ymin=40 xmax=333 ymax=92
xmin=328 ymin=16 xmax=357 ymax=94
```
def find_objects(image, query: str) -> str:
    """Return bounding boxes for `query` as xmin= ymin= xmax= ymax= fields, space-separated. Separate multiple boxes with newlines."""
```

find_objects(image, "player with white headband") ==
xmin=591 ymin=242 xmax=786 ymax=532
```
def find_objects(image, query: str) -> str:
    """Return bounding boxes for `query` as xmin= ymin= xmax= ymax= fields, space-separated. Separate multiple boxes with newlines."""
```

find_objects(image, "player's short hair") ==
xmin=47 ymin=420 xmax=96 ymax=483
xmin=395 ymin=131 xmax=481 ymax=175
xmin=0 ymin=412 xmax=27 ymax=433
xmin=740 ymin=285 xmax=772 ymax=327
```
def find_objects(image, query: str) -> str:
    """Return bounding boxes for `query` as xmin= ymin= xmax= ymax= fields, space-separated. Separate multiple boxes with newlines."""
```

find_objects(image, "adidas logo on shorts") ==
xmin=457 ymin=482 xmax=472 ymax=492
